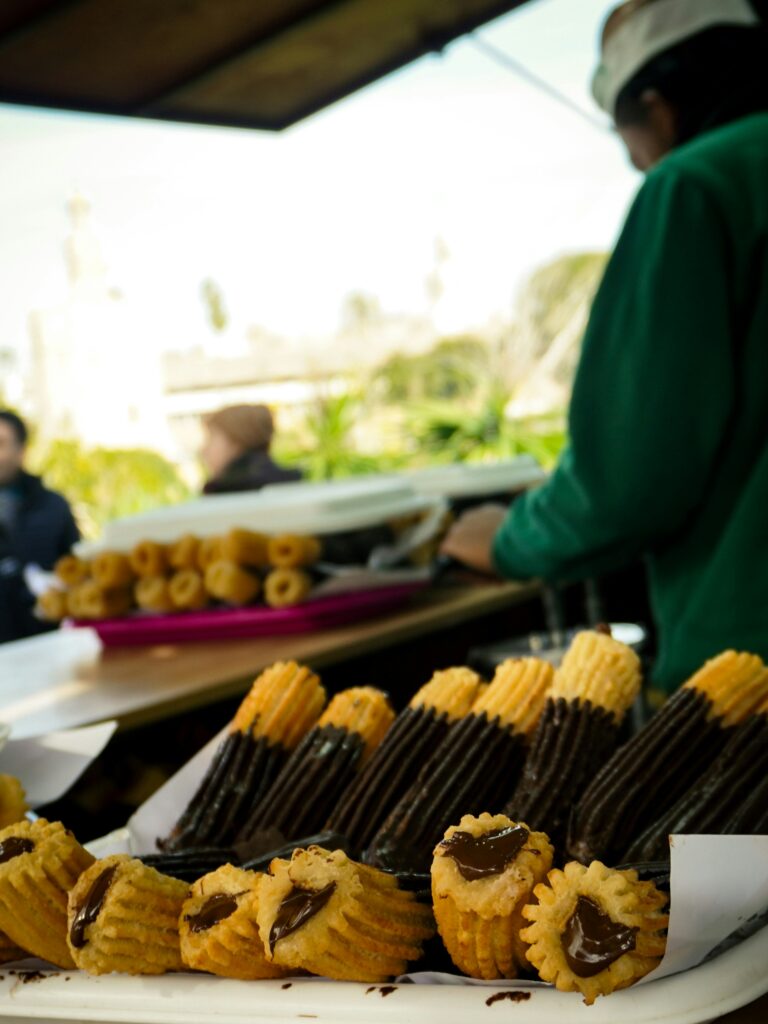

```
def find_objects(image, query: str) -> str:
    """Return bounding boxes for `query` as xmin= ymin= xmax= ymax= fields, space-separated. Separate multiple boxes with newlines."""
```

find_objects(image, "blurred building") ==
xmin=163 ymin=312 xmax=434 ymax=455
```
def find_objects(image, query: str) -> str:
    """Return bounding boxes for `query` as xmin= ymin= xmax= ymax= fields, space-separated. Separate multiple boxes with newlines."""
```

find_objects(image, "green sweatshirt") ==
xmin=493 ymin=113 xmax=768 ymax=692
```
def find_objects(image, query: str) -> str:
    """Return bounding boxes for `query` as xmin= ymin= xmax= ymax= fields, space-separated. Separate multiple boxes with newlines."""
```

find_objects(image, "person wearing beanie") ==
xmin=200 ymin=404 xmax=302 ymax=494
xmin=443 ymin=0 xmax=768 ymax=693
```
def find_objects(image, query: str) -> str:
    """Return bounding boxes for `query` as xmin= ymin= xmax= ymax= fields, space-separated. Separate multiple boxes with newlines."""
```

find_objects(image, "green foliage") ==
xmin=340 ymin=291 xmax=381 ymax=333
xmin=375 ymin=335 xmax=491 ymax=403
xmin=519 ymin=252 xmax=607 ymax=343
xmin=275 ymin=380 xmax=566 ymax=483
xmin=201 ymin=278 xmax=228 ymax=332
xmin=409 ymin=389 xmax=566 ymax=469
xmin=30 ymin=440 xmax=191 ymax=539
xmin=301 ymin=393 xmax=363 ymax=480
xmin=276 ymin=393 xmax=392 ymax=480
xmin=512 ymin=251 xmax=607 ymax=386
xmin=273 ymin=308 xmax=573 ymax=480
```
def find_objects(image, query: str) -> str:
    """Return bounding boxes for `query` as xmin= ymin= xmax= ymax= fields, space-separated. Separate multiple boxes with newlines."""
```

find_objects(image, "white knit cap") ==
xmin=592 ymin=0 xmax=759 ymax=116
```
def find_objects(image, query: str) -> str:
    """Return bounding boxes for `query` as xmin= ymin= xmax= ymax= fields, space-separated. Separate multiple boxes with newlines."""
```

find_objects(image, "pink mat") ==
xmin=71 ymin=583 xmax=426 ymax=647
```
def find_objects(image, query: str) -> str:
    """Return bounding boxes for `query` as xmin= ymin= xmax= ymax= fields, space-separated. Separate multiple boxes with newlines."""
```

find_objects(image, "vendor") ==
xmin=200 ymin=403 xmax=302 ymax=494
xmin=442 ymin=0 xmax=768 ymax=692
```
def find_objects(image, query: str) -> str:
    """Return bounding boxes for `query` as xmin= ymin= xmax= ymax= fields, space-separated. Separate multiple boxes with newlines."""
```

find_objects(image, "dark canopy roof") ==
xmin=0 ymin=0 xmax=532 ymax=131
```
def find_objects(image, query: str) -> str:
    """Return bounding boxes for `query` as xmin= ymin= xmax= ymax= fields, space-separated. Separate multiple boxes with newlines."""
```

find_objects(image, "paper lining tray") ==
xmin=0 ymin=922 xmax=766 ymax=1024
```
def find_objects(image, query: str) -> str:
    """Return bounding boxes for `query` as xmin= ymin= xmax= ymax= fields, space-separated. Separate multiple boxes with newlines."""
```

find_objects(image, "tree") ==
xmin=506 ymin=252 xmax=608 ymax=406
xmin=409 ymin=386 xmax=566 ymax=469
xmin=374 ymin=334 xmax=491 ymax=404
xmin=30 ymin=440 xmax=191 ymax=538
xmin=340 ymin=292 xmax=381 ymax=335
xmin=422 ymin=336 xmax=490 ymax=401
xmin=201 ymin=278 xmax=228 ymax=332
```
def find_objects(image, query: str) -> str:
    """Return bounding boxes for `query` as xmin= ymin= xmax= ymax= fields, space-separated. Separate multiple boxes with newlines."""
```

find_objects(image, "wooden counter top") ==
xmin=0 ymin=581 xmax=537 ymax=738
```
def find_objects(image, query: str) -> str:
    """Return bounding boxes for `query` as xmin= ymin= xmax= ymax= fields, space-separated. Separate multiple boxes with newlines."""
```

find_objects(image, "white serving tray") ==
xmin=404 ymin=456 xmax=547 ymax=499
xmin=0 ymin=921 xmax=766 ymax=1024
xmin=75 ymin=479 xmax=438 ymax=555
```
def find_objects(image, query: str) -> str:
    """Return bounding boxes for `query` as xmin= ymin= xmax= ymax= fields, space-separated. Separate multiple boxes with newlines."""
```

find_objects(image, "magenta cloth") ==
xmin=70 ymin=584 xmax=425 ymax=647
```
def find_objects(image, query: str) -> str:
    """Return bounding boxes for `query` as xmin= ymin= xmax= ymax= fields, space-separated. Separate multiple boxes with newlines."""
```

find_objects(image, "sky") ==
xmin=0 ymin=0 xmax=639 ymax=364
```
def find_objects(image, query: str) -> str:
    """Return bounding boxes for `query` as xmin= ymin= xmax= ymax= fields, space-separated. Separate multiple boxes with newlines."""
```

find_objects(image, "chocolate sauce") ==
xmin=485 ymin=991 xmax=531 ymax=1005
xmin=268 ymin=883 xmax=336 ymax=952
xmin=439 ymin=826 xmax=530 ymax=881
xmin=185 ymin=892 xmax=239 ymax=933
xmin=0 ymin=837 xmax=34 ymax=863
xmin=69 ymin=866 xmax=117 ymax=949
xmin=562 ymin=896 xmax=636 ymax=977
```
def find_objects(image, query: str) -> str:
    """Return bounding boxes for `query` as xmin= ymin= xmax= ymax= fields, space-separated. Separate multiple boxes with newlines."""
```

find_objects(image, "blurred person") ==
xmin=0 ymin=410 xmax=80 ymax=642
xmin=200 ymin=404 xmax=302 ymax=494
xmin=442 ymin=0 xmax=768 ymax=694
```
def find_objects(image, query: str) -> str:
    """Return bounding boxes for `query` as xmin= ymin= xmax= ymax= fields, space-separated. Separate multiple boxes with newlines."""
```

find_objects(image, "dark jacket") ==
xmin=0 ymin=471 xmax=79 ymax=643
xmin=203 ymin=451 xmax=302 ymax=495
xmin=3 ymin=471 xmax=80 ymax=570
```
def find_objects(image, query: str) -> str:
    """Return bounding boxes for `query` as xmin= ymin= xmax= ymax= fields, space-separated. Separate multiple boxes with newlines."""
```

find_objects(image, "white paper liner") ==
xmin=639 ymin=834 xmax=768 ymax=983
xmin=0 ymin=721 xmax=116 ymax=808
xmin=127 ymin=727 xmax=225 ymax=855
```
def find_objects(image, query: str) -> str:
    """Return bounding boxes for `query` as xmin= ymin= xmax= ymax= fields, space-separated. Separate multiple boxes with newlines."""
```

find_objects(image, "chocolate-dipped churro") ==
xmin=568 ymin=651 xmax=768 ymax=864
xmin=162 ymin=662 xmax=326 ymax=851
xmin=237 ymin=688 xmax=394 ymax=843
xmin=366 ymin=658 xmax=553 ymax=873
xmin=626 ymin=693 xmax=768 ymax=861
xmin=327 ymin=668 xmax=483 ymax=854
xmin=505 ymin=630 xmax=641 ymax=850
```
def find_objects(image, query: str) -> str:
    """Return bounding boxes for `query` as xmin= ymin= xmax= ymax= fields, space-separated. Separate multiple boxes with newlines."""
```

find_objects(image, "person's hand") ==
xmin=440 ymin=503 xmax=508 ymax=575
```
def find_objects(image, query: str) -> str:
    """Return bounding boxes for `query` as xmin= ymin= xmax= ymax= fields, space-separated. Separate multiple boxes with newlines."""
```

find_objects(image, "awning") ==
xmin=0 ymin=0 xmax=532 ymax=131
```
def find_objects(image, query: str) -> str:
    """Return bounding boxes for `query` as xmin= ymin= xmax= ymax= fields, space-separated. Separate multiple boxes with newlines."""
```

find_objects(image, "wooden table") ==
xmin=0 ymin=581 xmax=537 ymax=738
